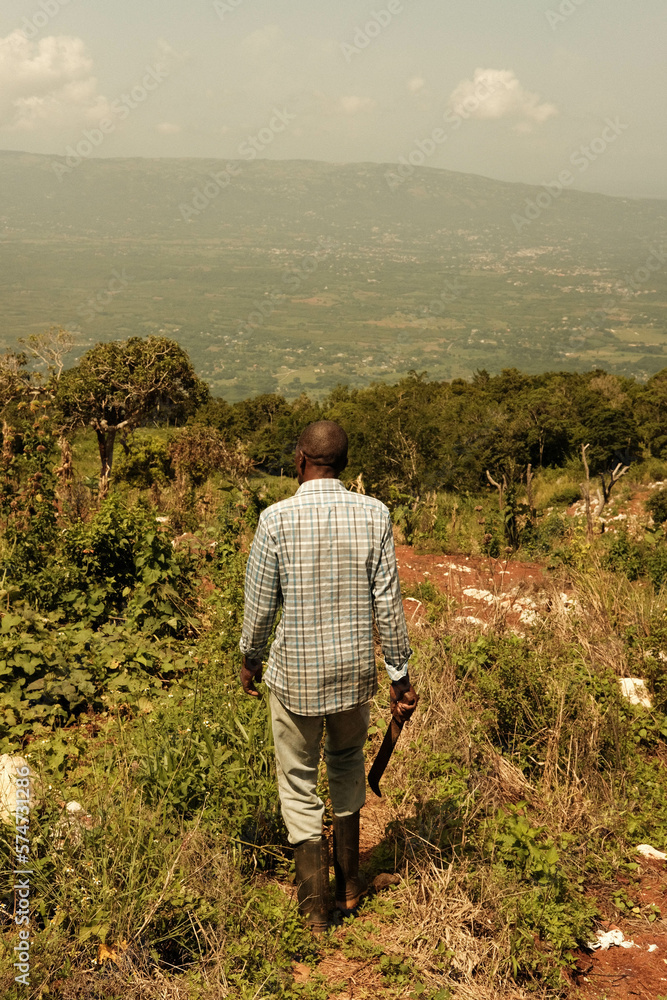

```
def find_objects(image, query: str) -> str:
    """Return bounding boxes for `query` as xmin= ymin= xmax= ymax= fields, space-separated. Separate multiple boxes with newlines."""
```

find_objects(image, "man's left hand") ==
xmin=240 ymin=656 xmax=263 ymax=696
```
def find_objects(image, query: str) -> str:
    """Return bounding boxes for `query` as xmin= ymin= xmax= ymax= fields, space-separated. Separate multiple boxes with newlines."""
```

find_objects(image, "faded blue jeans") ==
xmin=268 ymin=688 xmax=371 ymax=844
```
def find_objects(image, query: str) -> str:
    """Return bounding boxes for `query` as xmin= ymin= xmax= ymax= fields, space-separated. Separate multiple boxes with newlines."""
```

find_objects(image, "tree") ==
xmin=636 ymin=368 xmax=667 ymax=459
xmin=23 ymin=326 xmax=75 ymax=381
xmin=168 ymin=426 xmax=254 ymax=486
xmin=0 ymin=351 xmax=33 ymax=466
xmin=55 ymin=337 xmax=208 ymax=489
xmin=580 ymin=442 xmax=629 ymax=534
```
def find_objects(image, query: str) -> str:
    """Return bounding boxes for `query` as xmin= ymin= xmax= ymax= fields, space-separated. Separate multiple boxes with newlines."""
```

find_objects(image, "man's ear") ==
xmin=295 ymin=448 xmax=306 ymax=473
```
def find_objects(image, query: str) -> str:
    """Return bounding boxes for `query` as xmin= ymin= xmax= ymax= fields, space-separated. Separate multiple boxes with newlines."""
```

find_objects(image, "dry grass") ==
xmin=364 ymin=560 xmax=667 ymax=998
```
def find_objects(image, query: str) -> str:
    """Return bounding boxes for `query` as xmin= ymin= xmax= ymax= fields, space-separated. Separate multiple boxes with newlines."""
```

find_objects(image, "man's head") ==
xmin=296 ymin=420 xmax=348 ymax=483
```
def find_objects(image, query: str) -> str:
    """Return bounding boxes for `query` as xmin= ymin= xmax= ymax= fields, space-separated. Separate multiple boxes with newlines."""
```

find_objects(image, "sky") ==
xmin=0 ymin=0 xmax=666 ymax=199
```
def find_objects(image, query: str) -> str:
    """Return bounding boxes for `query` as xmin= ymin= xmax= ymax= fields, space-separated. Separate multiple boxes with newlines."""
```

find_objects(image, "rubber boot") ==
xmin=294 ymin=836 xmax=329 ymax=933
xmin=333 ymin=811 xmax=365 ymax=914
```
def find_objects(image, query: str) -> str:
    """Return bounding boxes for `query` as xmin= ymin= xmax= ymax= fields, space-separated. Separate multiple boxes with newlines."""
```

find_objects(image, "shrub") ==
xmin=168 ymin=426 xmax=254 ymax=486
xmin=113 ymin=434 xmax=173 ymax=488
xmin=521 ymin=511 xmax=568 ymax=555
xmin=603 ymin=532 xmax=645 ymax=582
xmin=549 ymin=485 xmax=582 ymax=507
xmin=647 ymin=546 xmax=667 ymax=590
xmin=483 ymin=806 xmax=598 ymax=987
xmin=646 ymin=487 xmax=667 ymax=525
xmin=604 ymin=530 xmax=667 ymax=590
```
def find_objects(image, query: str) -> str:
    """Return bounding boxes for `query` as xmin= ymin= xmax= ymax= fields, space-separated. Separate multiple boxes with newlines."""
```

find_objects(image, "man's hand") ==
xmin=390 ymin=675 xmax=419 ymax=724
xmin=240 ymin=656 xmax=263 ymax=697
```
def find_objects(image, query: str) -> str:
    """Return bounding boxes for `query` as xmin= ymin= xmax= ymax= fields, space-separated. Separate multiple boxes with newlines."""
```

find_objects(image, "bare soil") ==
xmin=396 ymin=544 xmax=549 ymax=632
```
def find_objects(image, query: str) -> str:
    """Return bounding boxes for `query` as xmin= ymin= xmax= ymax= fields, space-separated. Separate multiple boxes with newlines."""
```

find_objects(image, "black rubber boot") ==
xmin=294 ymin=836 xmax=329 ymax=933
xmin=333 ymin=811 xmax=365 ymax=914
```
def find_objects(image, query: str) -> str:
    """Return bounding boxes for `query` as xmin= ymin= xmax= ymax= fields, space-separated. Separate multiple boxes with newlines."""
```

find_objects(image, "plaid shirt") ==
xmin=239 ymin=478 xmax=412 ymax=715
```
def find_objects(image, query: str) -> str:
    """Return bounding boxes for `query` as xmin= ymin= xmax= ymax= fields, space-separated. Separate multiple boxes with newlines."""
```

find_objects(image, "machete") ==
xmin=368 ymin=716 xmax=404 ymax=797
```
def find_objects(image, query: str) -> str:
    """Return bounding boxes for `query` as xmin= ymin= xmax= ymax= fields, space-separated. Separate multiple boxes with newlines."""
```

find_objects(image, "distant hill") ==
xmin=1 ymin=152 xmax=666 ymax=399
xmin=1 ymin=150 xmax=665 ymax=244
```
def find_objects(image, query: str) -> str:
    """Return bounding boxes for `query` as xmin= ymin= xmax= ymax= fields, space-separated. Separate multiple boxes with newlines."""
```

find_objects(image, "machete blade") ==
xmin=368 ymin=717 xmax=403 ymax=797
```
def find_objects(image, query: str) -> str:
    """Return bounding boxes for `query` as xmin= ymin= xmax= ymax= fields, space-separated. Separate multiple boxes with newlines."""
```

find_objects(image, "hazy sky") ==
xmin=1 ymin=0 xmax=665 ymax=198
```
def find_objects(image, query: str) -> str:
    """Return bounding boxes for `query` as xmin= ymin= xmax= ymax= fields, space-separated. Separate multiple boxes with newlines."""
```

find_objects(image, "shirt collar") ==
xmin=295 ymin=478 xmax=348 ymax=494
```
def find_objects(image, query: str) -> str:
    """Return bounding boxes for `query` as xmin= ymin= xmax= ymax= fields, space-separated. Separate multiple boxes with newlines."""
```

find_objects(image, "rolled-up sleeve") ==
xmin=371 ymin=516 xmax=412 ymax=681
xmin=239 ymin=513 xmax=281 ymax=660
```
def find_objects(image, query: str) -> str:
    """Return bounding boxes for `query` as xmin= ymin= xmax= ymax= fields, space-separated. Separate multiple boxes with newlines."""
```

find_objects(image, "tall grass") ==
xmin=374 ymin=562 xmax=667 ymax=995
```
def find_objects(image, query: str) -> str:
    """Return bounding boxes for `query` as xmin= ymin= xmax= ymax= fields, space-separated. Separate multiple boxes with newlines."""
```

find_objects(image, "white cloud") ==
xmin=448 ymin=68 xmax=557 ymax=131
xmin=337 ymin=95 xmax=376 ymax=115
xmin=0 ymin=31 xmax=110 ymax=130
xmin=156 ymin=121 xmax=181 ymax=135
xmin=240 ymin=24 xmax=286 ymax=60
xmin=408 ymin=76 xmax=426 ymax=95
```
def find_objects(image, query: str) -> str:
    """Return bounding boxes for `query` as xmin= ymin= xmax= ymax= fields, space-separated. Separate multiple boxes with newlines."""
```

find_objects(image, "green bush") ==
xmin=646 ymin=487 xmax=667 ymax=525
xmin=0 ymin=410 xmax=58 ymax=594
xmin=61 ymin=493 xmax=191 ymax=630
xmin=483 ymin=806 xmax=598 ymax=987
xmin=549 ymin=485 xmax=581 ymax=507
xmin=113 ymin=434 xmax=173 ymax=488
xmin=0 ymin=610 xmax=190 ymax=746
xmin=521 ymin=510 xmax=568 ymax=554
xmin=604 ymin=530 xmax=667 ymax=590
xmin=647 ymin=546 xmax=667 ymax=589
xmin=452 ymin=635 xmax=630 ymax=775
xmin=604 ymin=532 xmax=645 ymax=582
xmin=135 ymin=687 xmax=282 ymax=852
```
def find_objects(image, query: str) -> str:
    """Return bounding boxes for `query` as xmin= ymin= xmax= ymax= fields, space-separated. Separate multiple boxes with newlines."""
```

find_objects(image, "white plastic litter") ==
xmin=588 ymin=929 xmax=637 ymax=950
xmin=643 ymin=650 xmax=667 ymax=662
xmin=619 ymin=677 xmax=652 ymax=709
xmin=648 ymin=944 xmax=659 ymax=953
xmin=637 ymin=844 xmax=667 ymax=860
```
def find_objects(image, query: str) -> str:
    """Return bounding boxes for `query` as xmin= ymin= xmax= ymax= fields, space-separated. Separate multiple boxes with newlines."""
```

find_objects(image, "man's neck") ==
xmin=299 ymin=469 xmax=338 ymax=484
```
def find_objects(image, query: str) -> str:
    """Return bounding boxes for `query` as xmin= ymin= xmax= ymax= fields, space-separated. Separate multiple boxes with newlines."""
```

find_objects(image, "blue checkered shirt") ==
xmin=239 ymin=478 xmax=412 ymax=715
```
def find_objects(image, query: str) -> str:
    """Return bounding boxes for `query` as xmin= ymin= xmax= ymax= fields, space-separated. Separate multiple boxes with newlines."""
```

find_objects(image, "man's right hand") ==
xmin=240 ymin=656 xmax=263 ymax=697
xmin=390 ymin=676 xmax=419 ymax=723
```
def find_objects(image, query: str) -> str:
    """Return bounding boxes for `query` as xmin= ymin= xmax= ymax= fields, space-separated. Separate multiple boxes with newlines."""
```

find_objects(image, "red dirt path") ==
xmin=396 ymin=544 xmax=550 ymax=632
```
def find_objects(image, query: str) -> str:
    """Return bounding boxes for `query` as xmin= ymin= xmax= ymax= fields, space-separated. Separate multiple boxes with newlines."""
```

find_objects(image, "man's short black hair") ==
xmin=297 ymin=420 xmax=348 ymax=472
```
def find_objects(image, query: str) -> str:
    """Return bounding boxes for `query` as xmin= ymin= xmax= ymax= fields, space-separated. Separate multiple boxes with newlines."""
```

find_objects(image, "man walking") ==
xmin=239 ymin=420 xmax=418 ymax=931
